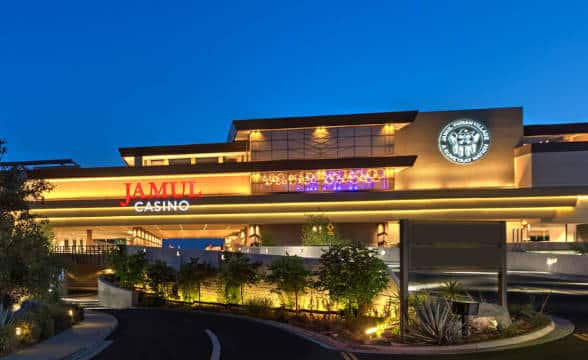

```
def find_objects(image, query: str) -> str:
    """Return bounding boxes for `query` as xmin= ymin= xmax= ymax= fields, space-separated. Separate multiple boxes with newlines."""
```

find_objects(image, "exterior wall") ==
xmin=126 ymin=246 xmax=222 ymax=270
xmin=337 ymin=223 xmax=379 ymax=245
xmin=508 ymin=252 xmax=588 ymax=275
xmin=514 ymin=153 xmax=533 ymax=188
xmin=259 ymin=222 xmax=378 ymax=246
xmin=44 ymin=173 xmax=251 ymax=200
xmin=531 ymin=151 xmax=588 ymax=187
xmin=395 ymin=108 xmax=523 ymax=190
xmin=578 ymin=224 xmax=588 ymax=242
xmin=260 ymin=224 xmax=302 ymax=246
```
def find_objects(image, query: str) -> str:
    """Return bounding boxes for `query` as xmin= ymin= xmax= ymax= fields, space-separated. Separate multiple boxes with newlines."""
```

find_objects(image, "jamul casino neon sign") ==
xmin=120 ymin=181 xmax=202 ymax=213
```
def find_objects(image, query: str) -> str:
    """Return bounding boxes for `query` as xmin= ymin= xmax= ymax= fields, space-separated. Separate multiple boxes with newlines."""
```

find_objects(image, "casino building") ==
xmin=24 ymin=106 xmax=588 ymax=250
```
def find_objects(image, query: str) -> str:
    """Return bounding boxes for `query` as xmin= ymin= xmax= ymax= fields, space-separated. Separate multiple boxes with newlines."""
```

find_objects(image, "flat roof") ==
xmin=119 ymin=141 xmax=248 ymax=157
xmin=524 ymin=122 xmax=588 ymax=136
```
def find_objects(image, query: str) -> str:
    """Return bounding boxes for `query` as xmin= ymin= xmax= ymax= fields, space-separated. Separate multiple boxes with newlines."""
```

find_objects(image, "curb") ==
xmin=0 ymin=310 xmax=118 ymax=360
xmin=63 ymin=312 xmax=118 ymax=360
xmin=186 ymin=309 xmax=573 ymax=355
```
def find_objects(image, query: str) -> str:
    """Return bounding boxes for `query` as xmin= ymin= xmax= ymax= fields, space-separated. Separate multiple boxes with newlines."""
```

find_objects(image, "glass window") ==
xmin=169 ymin=158 xmax=191 ymax=166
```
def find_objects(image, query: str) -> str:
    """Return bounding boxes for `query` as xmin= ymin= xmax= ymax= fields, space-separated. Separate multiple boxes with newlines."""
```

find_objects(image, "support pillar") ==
xmin=498 ymin=221 xmax=508 ymax=308
xmin=399 ymin=220 xmax=409 ymax=342
xmin=86 ymin=229 xmax=93 ymax=247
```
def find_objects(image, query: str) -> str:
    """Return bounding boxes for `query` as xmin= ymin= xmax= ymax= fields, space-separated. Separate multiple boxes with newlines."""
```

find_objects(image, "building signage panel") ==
xmin=403 ymin=221 xmax=506 ymax=271
xmin=438 ymin=119 xmax=490 ymax=164
xmin=119 ymin=181 xmax=202 ymax=213
xmin=256 ymin=168 xmax=390 ymax=192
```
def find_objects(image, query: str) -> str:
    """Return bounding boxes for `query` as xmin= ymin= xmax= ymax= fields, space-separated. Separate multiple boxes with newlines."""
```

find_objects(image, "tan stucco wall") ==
xmin=514 ymin=153 xmax=533 ymax=188
xmin=531 ymin=151 xmax=588 ymax=187
xmin=395 ymin=108 xmax=523 ymax=190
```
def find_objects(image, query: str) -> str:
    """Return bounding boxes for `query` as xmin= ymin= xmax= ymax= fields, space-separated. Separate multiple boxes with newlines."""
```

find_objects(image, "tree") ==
xmin=109 ymin=248 xmax=147 ymax=289
xmin=177 ymin=258 xmax=216 ymax=302
xmin=301 ymin=215 xmax=347 ymax=246
xmin=316 ymin=245 xmax=389 ymax=316
xmin=218 ymin=252 xmax=259 ymax=304
xmin=0 ymin=140 xmax=59 ymax=306
xmin=266 ymin=254 xmax=310 ymax=312
xmin=145 ymin=260 xmax=176 ymax=297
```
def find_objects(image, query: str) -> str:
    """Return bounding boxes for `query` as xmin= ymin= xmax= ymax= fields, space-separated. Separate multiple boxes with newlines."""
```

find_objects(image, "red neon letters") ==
xmin=120 ymin=181 xmax=202 ymax=207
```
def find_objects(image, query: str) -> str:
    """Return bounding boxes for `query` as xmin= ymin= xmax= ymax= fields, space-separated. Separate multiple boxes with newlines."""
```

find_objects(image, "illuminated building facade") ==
xmin=24 ymin=107 xmax=588 ymax=249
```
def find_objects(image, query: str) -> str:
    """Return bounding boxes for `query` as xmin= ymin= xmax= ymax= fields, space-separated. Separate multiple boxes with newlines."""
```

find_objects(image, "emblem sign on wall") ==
xmin=438 ymin=119 xmax=491 ymax=164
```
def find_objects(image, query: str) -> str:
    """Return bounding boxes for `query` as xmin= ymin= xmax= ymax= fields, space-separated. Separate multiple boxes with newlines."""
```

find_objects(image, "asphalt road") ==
xmin=93 ymin=308 xmax=341 ymax=360
xmin=93 ymin=273 xmax=588 ymax=360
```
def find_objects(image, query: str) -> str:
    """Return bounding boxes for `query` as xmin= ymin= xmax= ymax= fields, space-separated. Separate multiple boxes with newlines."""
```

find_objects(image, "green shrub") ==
xmin=145 ymin=260 xmax=176 ymax=298
xmin=109 ymin=249 xmax=147 ymax=289
xmin=47 ymin=304 xmax=71 ymax=333
xmin=218 ymin=253 xmax=260 ymax=304
xmin=266 ymin=254 xmax=310 ymax=312
xmin=243 ymin=297 xmax=273 ymax=317
xmin=439 ymin=281 xmax=470 ymax=302
xmin=0 ymin=325 xmax=18 ymax=355
xmin=317 ymin=245 xmax=389 ymax=317
xmin=409 ymin=296 xmax=462 ymax=345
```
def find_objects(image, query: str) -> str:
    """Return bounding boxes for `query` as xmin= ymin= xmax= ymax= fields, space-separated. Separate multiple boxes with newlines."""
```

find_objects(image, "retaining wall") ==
xmin=508 ymin=252 xmax=588 ymax=275
xmin=98 ymin=277 xmax=137 ymax=309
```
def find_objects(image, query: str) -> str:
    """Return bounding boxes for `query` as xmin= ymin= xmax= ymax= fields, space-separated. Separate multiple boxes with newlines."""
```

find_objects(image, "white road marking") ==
xmin=340 ymin=351 xmax=358 ymax=360
xmin=205 ymin=329 xmax=221 ymax=360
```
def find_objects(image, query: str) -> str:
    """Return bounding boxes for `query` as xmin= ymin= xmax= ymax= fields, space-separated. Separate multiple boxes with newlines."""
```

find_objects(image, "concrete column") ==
xmin=399 ymin=220 xmax=409 ymax=341
xmin=86 ymin=229 xmax=94 ymax=247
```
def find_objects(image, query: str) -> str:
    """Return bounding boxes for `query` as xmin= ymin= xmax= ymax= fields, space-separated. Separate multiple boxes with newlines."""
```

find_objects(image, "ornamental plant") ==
xmin=177 ymin=257 xmax=216 ymax=302
xmin=439 ymin=280 xmax=469 ymax=302
xmin=109 ymin=248 xmax=147 ymax=289
xmin=316 ymin=245 xmax=389 ymax=316
xmin=410 ymin=296 xmax=462 ymax=345
xmin=301 ymin=215 xmax=347 ymax=246
xmin=218 ymin=252 xmax=259 ymax=304
xmin=145 ymin=260 xmax=176 ymax=298
xmin=0 ymin=140 xmax=60 ymax=305
xmin=266 ymin=254 xmax=311 ymax=312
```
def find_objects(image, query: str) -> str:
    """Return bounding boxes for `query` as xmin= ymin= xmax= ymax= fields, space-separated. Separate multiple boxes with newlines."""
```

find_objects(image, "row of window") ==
xmin=250 ymin=125 xmax=395 ymax=161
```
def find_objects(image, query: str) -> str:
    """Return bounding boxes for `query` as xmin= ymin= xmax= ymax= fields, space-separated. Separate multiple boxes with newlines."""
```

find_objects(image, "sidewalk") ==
xmin=1 ymin=310 xmax=117 ymax=360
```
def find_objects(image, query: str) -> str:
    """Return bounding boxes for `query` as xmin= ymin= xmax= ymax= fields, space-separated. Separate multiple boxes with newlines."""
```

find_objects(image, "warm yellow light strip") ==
xmin=237 ymin=122 xmax=411 ymax=133
xmin=142 ymin=152 xmax=246 ymax=160
xmin=42 ymin=206 xmax=574 ymax=222
xmin=44 ymin=172 xmax=253 ymax=183
xmin=30 ymin=195 xmax=580 ymax=214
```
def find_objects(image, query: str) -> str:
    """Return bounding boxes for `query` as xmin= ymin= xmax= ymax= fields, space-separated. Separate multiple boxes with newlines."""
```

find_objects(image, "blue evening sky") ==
xmin=1 ymin=0 xmax=587 ymax=166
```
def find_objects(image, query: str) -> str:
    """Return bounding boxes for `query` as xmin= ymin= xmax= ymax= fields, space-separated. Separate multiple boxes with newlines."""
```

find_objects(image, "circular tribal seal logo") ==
xmin=438 ymin=119 xmax=490 ymax=164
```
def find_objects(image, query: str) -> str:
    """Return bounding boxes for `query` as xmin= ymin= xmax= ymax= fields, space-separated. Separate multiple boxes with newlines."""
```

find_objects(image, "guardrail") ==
xmin=51 ymin=245 xmax=119 ymax=255
xmin=51 ymin=245 xmax=118 ymax=265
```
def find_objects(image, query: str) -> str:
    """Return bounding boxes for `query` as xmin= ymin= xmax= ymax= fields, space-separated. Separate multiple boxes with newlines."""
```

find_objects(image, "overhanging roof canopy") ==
xmin=228 ymin=110 xmax=418 ymax=141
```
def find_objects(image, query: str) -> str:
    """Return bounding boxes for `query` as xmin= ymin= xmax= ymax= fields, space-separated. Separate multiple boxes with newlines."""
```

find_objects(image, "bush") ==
xmin=177 ymin=258 xmax=216 ymax=302
xmin=145 ymin=260 xmax=176 ymax=298
xmin=317 ymin=245 xmax=389 ymax=316
xmin=0 ymin=325 xmax=18 ymax=355
xmin=21 ymin=302 xmax=74 ymax=344
xmin=409 ymin=296 xmax=462 ymax=345
xmin=266 ymin=254 xmax=310 ymax=311
xmin=243 ymin=298 xmax=273 ymax=317
xmin=218 ymin=252 xmax=259 ymax=304
xmin=109 ymin=248 xmax=147 ymax=289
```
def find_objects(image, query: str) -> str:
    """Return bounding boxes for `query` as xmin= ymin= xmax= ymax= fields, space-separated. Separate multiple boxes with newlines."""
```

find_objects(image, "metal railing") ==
xmin=51 ymin=245 xmax=119 ymax=255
